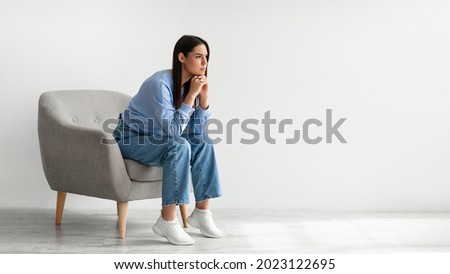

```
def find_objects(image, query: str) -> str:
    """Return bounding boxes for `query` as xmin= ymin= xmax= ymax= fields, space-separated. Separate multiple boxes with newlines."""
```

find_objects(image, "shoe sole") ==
xmin=152 ymin=223 xmax=194 ymax=246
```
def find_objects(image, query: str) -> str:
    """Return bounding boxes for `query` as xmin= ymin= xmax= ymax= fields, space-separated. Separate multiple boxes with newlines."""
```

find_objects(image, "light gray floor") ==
xmin=1 ymin=208 xmax=450 ymax=254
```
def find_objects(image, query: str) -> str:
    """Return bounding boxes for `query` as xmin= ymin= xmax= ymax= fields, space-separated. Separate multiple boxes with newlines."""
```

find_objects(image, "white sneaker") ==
xmin=187 ymin=208 xmax=222 ymax=238
xmin=152 ymin=216 xmax=194 ymax=245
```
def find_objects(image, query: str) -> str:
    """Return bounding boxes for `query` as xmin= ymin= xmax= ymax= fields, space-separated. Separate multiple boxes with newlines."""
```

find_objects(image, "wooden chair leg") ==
xmin=179 ymin=204 xmax=189 ymax=228
xmin=117 ymin=201 xmax=128 ymax=239
xmin=56 ymin=191 xmax=66 ymax=225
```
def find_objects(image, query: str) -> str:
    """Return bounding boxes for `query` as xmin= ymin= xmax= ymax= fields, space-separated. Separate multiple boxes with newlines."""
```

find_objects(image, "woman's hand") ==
xmin=186 ymin=75 xmax=209 ymax=109
xmin=199 ymin=81 xmax=209 ymax=110
xmin=188 ymin=75 xmax=207 ymax=97
xmin=198 ymin=76 xmax=209 ymax=109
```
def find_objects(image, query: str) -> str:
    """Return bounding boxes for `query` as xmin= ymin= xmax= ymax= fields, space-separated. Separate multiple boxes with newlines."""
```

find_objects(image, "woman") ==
xmin=113 ymin=35 xmax=222 ymax=245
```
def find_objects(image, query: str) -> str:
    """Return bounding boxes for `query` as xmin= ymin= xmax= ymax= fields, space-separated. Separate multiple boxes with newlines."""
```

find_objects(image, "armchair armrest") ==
xmin=38 ymin=103 xmax=132 ymax=201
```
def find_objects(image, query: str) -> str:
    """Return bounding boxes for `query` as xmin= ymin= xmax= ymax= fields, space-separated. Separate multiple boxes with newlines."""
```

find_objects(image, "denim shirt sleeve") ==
xmin=150 ymin=80 xmax=195 ymax=137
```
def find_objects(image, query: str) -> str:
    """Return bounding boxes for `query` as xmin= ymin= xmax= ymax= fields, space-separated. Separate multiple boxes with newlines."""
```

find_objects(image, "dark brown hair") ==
xmin=172 ymin=35 xmax=210 ymax=109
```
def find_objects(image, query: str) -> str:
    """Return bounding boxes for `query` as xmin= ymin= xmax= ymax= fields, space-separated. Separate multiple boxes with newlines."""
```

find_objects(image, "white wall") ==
xmin=1 ymin=0 xmax=449 ymax=211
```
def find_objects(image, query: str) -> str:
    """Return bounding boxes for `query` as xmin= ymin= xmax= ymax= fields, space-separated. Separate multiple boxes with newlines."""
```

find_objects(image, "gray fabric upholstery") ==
xmin=123 ymin=159 xmax=163 ymax=182
xmin=38 ymin=90 xmax=163 ymax=202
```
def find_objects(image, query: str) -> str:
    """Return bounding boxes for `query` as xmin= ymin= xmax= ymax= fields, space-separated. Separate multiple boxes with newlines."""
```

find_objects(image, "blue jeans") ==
xmin=113 ymin=120 xmax=222 ymax=206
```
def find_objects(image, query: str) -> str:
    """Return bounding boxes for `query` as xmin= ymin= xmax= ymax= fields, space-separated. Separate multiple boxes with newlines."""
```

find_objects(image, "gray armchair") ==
xmin=38 ymin=90 xmax=189 ymax=239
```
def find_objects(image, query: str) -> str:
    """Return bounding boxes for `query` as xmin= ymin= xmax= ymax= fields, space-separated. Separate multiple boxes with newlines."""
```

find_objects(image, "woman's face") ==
xmin=181 ymin=44 xmax=208 ymax=76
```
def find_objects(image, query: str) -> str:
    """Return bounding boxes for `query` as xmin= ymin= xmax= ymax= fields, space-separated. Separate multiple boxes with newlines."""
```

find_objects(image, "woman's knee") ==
xmin=167 ymin=137 xmax=191 ymax=154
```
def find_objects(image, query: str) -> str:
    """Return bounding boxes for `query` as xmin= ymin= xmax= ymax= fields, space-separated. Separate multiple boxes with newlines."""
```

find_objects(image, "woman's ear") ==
xmin=178 ymin=52 xmax=185 ymax=63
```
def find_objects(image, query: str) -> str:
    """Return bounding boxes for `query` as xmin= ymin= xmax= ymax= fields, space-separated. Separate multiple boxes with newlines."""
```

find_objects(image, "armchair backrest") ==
xmin=38 ymin=90 xmax=131 ymax=130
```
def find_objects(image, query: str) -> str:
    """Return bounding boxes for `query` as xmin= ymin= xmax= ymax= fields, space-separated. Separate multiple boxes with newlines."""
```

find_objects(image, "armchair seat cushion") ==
xmin=123 ymin=159 xmax=163 ymax=182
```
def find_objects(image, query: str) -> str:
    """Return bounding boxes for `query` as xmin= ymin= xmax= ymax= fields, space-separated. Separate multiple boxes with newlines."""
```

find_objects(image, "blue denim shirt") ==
xmin=121 ymin=69 xmax=211 ymax=137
